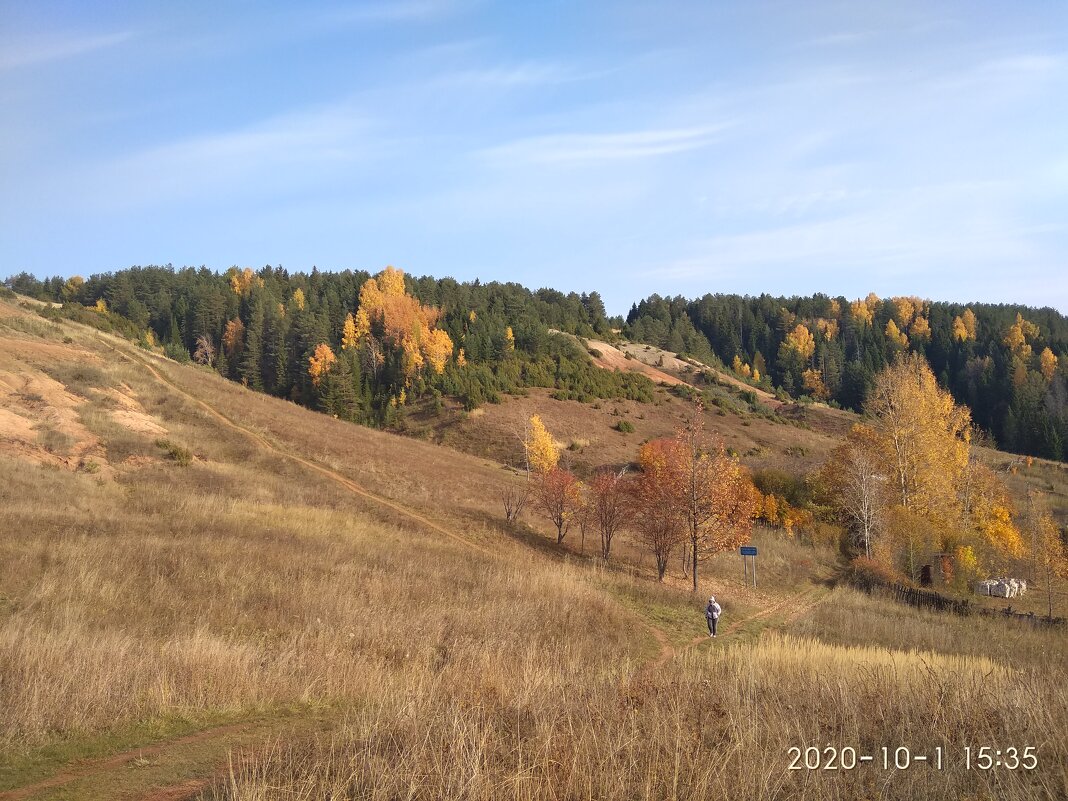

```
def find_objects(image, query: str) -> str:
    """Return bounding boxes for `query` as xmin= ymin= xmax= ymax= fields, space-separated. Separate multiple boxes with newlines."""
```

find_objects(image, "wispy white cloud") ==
xmin=432 ymin=62 xmax=583 ymax=88
xmin=800 ymin=31 xmax=873 ymax=48
xmin=0 ymin=30 xmax=134 ymax=70
xmin=978 ymin=54 xmax=1061 ymax=76
xmin=482 ymin=123 xmax=733 ymax=166
xmin=650 ymin=180 xmax=1058 ymax=289
xmin=91 ymin=103 xmax=375 ymax=204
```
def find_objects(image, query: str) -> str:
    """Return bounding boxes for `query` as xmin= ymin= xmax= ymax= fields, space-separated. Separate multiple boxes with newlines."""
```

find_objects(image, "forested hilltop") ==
xmin=4 ymin=266 xmax=645 ymax=428
xmin=5 ymin=266 xmax=1068 ymax=462
xmin=627 ymin=293 xmax=1068 ymax=461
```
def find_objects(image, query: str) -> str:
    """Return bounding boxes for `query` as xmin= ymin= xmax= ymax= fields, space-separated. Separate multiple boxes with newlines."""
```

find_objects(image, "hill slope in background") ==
xmin=5 ymin=266 xmax=1068 ymax=465
xmin=627 ymin=292 xmax=1068 ymax=461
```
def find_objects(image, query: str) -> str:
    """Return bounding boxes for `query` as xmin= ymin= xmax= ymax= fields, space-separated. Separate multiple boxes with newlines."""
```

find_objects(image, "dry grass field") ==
xmin=1 ymin=295 xmax=1066 ymax=800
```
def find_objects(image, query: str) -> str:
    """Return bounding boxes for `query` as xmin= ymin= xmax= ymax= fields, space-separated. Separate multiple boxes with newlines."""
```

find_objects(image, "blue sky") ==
xmin=2 ymin=1 xmax=1066 ymax=315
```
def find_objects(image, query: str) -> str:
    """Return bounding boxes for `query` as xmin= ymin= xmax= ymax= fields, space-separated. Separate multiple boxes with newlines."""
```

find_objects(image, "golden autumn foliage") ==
xmin=524 ymin=414 xmax=560 ymax=474
xmin=1003 ymin=312 xmax=1038 ymax=358
xmin=732 ymin=355 xmax=752 ymax=377
xmin=979 ymin=504 xmax=1024 ymax=560
xmin=884 ymin=319 xmax=908 ymax=348
xmin=1039 ymin=347 xmax=1058 ymax=381
xmin=891 ymin=297 xmax=915 ymax=326
xmin=802 ymin=368 xmax=829 ymax=400
xmin=824 ymin=354 xmax=1030 ymax=581
xmin=93 ymin=298 xmax=107 ymax=314
xmin=762 ymin=493 xmax=779 ymax=525
xmin=353 ymin=308 xmax=371 ymax=342
xmin=229 ymin=267 xmax=255 ymax=296
xmin=850 ymin=298 xmax=874 ymax=327
xmin=816 ymin=318 xmax=839 ymax=341
xmin=1036 ymin=511 xmax=1068 ymax=618
xmin=341 ymin=313 xmax=358 ymax=352
xmin=423 ymin=329 xmax=453 ymax=375
xmin=222 ymin=318 xmax=245 ymax=356
xmin=908 ymin=315 xmax=931 ymax=342
xmin=787 ymin=323 xmax=816 ymax=359
xmin=953 ymin=308 xmax=978 ymax=342
xmin=961 ymin=308 xmax=977 ymax=339
xmin=504 ymin=326 xmax=515 ymax=353
xmin=955 ymin=544 xmax=981 ymax=584
xmin=308 ymin=343 xmax=336 ymax=387
xmin=456 ymin=348 xmax=467 ymax=368
xmin=780 ymin=324 xmax=815 ymax=361
xmin=376 ymin=265 xmax=406 ymax=296
xmin=866 ymin=354 xmax=970 ymax=521
xmin=355 ymin=267 xmax=454 ymax=380
xmin=952 ymin=316 xmax=968 ymax=342
xmin=956 ymin=316 xmax=974 ymax=341
xmin=292 ymin=288 xmax=306 ymax=312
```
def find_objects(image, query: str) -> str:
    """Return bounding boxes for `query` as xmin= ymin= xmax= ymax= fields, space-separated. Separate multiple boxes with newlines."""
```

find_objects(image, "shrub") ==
xmin=614 ymin=421 xmax=635 ymax=433
xmin=155 ymin=438 xmax=192 ymax=466
xmin=851 ymin=555 xmax=904 ymax=589
xmin=752 ymin=468 xmax=810 ymax=507
xmin=164 ymin=342 xmax=191 ymax=363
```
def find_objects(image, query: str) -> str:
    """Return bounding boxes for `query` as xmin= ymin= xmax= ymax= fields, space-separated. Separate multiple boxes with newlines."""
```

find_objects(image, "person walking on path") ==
xmin=705 ymin=596 xmax=722 ymax=637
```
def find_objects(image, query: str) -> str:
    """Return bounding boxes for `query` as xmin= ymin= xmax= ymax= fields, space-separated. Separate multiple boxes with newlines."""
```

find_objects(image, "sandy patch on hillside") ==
xmin=0 ymin=406 xmax=37 ymax=440
xmin=584 ymin=339 xmax=689 ymax=386
xmin=616 ymin=341 xmax=786 ymax=409
xmin=0 ymin=313 xmax=173 ymax=474
xmin=0 ymin=366 xmax=110 ymax=474
xmin=550 ymin=330 xmax=784 ymax=409
xmin=93 ymin=385 xmax=166 ymax=434
xmin=110 ymin=408 xmax=167 ymax=435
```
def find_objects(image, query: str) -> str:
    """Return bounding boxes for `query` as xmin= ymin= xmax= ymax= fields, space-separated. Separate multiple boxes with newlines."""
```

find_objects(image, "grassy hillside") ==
xmin=1 ymin=294 xmax=1066 ymax=801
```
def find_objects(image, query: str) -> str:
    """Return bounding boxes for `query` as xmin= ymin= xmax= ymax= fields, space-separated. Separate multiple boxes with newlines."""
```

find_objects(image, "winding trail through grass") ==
xmin=100 ymin=337 xmax=494 ymax=559
xmin=4 ymin=332 xmax=829 ymax=800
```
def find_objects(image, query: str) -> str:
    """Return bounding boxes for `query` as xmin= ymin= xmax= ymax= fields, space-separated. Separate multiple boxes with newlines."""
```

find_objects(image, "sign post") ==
xmin=740 ymin=545 xmax=758 ymax=588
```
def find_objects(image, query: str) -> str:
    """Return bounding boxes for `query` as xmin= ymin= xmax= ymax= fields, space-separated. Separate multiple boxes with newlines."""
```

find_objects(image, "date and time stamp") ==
xmin=787 ymin=745 xmax=1040 ymax=772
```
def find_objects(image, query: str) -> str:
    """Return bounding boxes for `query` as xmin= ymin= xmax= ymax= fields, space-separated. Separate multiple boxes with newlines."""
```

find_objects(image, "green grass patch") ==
xmin=0 ymin=703 xmax=335 ymax=794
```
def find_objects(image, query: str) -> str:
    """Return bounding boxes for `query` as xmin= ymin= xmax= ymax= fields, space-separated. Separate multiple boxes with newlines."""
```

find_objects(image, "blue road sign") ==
xmin=740 ymin=546 xmax=758 ymax=556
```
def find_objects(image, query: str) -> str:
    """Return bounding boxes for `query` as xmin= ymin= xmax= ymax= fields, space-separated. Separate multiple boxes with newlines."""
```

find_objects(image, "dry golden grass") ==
xmin=796 ymin=586 xmax=1068 ymax=672
xmin=0 ymin=453 xmax=636 ymax=748
xmin=219 ymin=631 xmax=1066 ymax=800
xmin=1 ymin=304 xmax=1066 ymax=801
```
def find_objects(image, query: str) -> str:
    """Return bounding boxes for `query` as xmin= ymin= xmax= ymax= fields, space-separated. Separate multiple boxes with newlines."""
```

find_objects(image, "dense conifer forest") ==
xmin=626 ymin=292 xmax=1068 ymax=460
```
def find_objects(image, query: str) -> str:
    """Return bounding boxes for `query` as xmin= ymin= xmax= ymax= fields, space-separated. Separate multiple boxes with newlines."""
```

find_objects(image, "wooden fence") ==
xmin=855 ymin=576 xmax=1066 ymax=627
